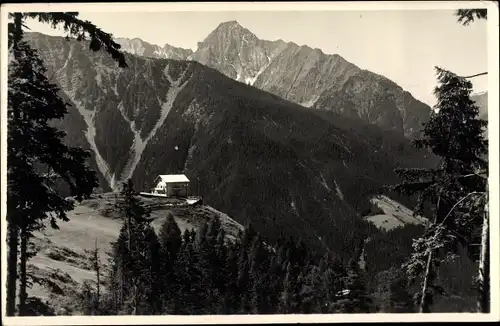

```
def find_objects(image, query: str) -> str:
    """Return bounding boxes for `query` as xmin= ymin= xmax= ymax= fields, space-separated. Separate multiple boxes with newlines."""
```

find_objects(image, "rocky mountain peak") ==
xmin=193 ymin=22 xmax=431 ymax=137
xmin=201 ymin=20 xmax=259 ymax=45
xmin=190 ymin=21 xmax=282 ymax=84
xmin=218 ymin=20 xmax=242 ymax=28
xmin=76 ymin=20 xmax=432 ymax=138
xmin=214 ymin=20 xmax=248 ymax=33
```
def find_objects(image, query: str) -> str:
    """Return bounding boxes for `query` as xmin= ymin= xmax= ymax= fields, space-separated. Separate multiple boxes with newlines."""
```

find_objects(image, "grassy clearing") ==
xmin=27 ymin=193 xmax=243 ymax=313
xmin=363 ymin=195 xmax=428 ymax=231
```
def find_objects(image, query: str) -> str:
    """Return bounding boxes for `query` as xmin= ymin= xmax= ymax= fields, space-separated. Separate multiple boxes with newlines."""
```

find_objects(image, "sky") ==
xmin=25 ymin=9 xmax=488 ymax=107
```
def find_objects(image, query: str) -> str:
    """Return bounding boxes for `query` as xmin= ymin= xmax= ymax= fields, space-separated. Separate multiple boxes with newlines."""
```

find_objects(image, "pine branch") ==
xmin=439 ymin=191 xmax=486 ymax=228
xmin=10 ymin=12 xmax=127 ymax=67
xmin=462 ymin=72 xmax=488 ymax=79
xmin=455 ymin=9 xmax=488 ymax=26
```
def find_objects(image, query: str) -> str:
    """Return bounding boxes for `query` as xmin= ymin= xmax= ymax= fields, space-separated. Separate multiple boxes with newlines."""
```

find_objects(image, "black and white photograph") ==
xmin=1 ymin=1 xmax=499 ymax=324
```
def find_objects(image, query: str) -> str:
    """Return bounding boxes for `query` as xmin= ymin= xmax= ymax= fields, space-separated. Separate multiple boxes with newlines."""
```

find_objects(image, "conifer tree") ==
xmin=197 ymin=217 xmax=228 ymax=313
xmin=158 ymin=213 xmax=182 ymax=265
xmin=390 ymin=67 xmax=488 ymax=312
xmin=17 ymin=207 xmax=44 ymax=315
xmin=373 ymin=267 xmax=415 ymax=313
xmin=7 ymin=40 xmax=100 ymax=316
xmin=78 ymin=281 xmax=97 ymax=315
xmin=6 ymin=12 xmax=126 ymax=316
xmin=332 ymin=260 xmax=372 ymax=313
xmin=249 ymin=234 xmax=272 ymax=313
xmin=214 ymin=227 xmax=228 ymax=293
xmin=108 ymin=180 xmax=156 ymax=314
xmin=193 ymin=219 xmax=216 ymax=311
xmin=157 ymin=213 xmax=182 ymax=306
xmin=88 ymin=239 xmax=102 ymax=314
xmin=389 ymin=8 xmax=489 ymax=314
xmin=223 ymin=239 xmax=241 ymax=313
xmin=453 ymin=8 xmax=490 ymax=313
xmin=389 ymin=274 xmax=415 ymax=313
xmin=300 ymin=264 xmax=322 ymax=313
xmin=111 ymin=223 xmax=161 ymax=314
xmin=173 ymin=237 xmax=204 ymax=314
xmin=236 ymin=224 xmax=257 ymax=313
xmin=266 ymin=253 xmax=284 ymax=312
xmin=141 ymin=225 xmax=162 ymax=314
xmin=317 ymin=253 xmax=345 ymax=313
xmin=279 ymin=262 xmax=294 ymax=314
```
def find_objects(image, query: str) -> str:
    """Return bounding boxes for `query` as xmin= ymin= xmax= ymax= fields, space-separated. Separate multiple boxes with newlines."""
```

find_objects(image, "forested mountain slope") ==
xmin=26 ymin=32 xmax=436 ymax=256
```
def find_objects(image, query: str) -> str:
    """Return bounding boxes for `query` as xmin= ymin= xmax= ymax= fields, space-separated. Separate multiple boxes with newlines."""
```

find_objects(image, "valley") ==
xmin=24 ymin=31 xmax=438 ymax=258
xmin=7 ymin=8 xmax=489 ymax=316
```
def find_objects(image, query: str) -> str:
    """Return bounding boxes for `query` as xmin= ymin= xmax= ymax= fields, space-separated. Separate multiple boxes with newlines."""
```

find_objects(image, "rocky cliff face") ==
xmin=115 ymin=37 xmax=193 ymax=60
xmin=24 ymin=32 xmax=435 ymax=254
xmin=113 ymin=21 xmax=431 ymax=138
xmin=190 ymin=21 xmax=289 ymax=85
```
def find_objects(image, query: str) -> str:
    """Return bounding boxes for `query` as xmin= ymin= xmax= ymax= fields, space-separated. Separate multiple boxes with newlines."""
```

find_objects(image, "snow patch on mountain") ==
xmin=240 ymin=50 xmax=282 ymax=86
xmin=244 ymin=76 xmax=256 ymax=85
xmin=248 ymin=55 xmax=276 ymax=85
xmin=301 ymin=95 xmax=320 ymax=108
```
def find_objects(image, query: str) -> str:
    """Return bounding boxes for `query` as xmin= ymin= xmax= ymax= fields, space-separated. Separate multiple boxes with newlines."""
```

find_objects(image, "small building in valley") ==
xmin=151 ymin=174 xmax=190 ymax=197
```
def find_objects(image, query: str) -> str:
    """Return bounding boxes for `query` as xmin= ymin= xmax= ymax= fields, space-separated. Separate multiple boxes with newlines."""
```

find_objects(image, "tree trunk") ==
xmin=96 ymin=274 xmax=100 ymax=313
xmin=118 ymin=261 xmax=124 ymax=307
xmin=6 ymin=222 xmax=19 ymax=316
xmin=419 ymin=250 xmax=433 ymax=313
xmin=127 ymin=216 xmax=131 ymax=251
xmin=418 ymin=196 xmax=441 ymax=313
xmin=127 ymin=216 xmax=132 ymax=314
xmin=149 ymin=265 xmax=153 ymax=312
xmin=133 ymin=281 xmax=139 ymax=315
xmin=18 ymin=226 xmax=28 ymax=315
xmin=6 ymin=12 xmax=24 ymax=317
xmin=12 ymin=13 xmax=23 ymax=54
xmin=94 ymin=239 xmax=100 ymax=314
xmin=477 ymin=187 xmax=489 ymax=313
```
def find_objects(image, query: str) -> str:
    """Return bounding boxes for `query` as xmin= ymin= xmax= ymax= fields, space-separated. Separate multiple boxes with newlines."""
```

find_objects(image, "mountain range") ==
xmin=25 ymin=30 xmax=436 ymax=254
xmin=17 ymin=20 xmax=487 ymax=314
xmin=115 ymin=21 xmax=432 ymax=138
xmin=115 ymin=36 xmax=194 ymax=61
